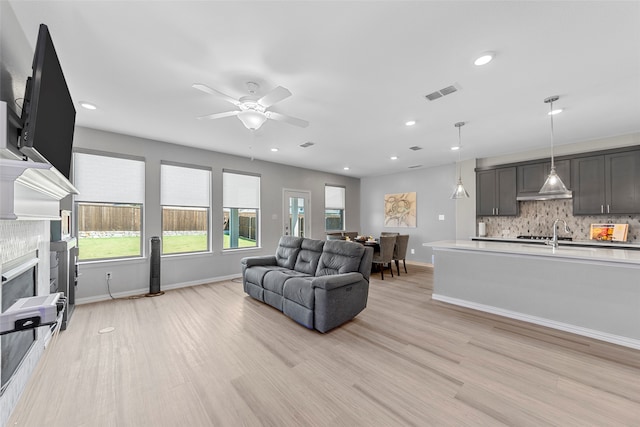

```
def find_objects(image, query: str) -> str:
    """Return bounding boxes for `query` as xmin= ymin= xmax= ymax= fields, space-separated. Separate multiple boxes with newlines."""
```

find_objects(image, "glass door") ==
xmin=283 ymin=190 xmax=311 ymax=237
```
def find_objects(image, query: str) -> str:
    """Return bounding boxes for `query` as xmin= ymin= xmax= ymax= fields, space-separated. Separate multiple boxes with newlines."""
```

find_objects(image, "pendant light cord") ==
xmin=549 ymin=98 xmax=555 ymax=170
xmin=457 ymin=125 xmax=462 ymax=180
xmin=456 ymin=121 xmax=464 ymax=180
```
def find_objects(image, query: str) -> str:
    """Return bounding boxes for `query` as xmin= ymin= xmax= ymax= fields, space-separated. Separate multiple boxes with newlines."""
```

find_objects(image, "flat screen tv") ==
xmin=18 ymin=24 xmax=75 ymax=179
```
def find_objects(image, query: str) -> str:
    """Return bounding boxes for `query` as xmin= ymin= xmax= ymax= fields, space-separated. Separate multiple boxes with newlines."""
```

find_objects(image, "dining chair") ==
xmin=372 ymin=235 xmax=396 ymax=280
xmin=342 ymin=231 xmax=359 ymax=240
xmin=380 ymin=232 xmax=399 ymax=236
xmin=326 ymin=235 xmax=346 ymax=240
xmin=393 ymin=234 xmax=410 ymax=275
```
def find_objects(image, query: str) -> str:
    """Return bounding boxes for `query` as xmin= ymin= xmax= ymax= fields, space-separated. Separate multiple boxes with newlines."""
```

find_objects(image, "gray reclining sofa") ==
xmin=241 ymin=236 xmax=373 ymax=332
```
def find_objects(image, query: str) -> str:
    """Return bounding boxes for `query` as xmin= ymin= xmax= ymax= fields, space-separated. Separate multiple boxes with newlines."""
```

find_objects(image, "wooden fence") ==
xmin=78 ymin=204 xmax=141 ymax=232
xmin=78 ymin=204 xmax=208 ymax=231
xmin=162 ymin=208 xmax=208 ymax=231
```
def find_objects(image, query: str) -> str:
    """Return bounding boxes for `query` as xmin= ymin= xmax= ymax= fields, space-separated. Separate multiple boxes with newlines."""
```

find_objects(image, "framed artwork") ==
xmin=384 ymin=192 xmax=416 ymax=227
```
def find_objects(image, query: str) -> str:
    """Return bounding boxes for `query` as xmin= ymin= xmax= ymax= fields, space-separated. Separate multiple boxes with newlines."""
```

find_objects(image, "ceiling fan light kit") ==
xmin=238 ymin=110 xmax=268 ymax=130
xmin=193 ymin=81 xmax=309 ymax=131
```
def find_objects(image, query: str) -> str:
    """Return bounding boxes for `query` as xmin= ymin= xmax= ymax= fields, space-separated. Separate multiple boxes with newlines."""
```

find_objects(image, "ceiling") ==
xmin=9 ymin=1 xmax=640 ymax=178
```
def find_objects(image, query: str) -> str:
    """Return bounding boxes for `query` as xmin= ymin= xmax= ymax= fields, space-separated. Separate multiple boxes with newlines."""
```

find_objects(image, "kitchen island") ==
xmin=424 ymin=240 xmax=640 ymax=349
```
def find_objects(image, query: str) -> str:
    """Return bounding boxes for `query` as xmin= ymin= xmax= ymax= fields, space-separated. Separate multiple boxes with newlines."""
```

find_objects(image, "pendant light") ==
xmin=539 ymin=96 xmax=570 ymax=195
xmin=451 ymin=121 xmax=470 ymax=199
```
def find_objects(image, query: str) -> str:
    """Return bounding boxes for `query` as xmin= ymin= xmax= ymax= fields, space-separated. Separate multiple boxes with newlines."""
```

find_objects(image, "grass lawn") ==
xmin=163 ymin=234 xmax=208 ymax=254
xmin=79 ymin=234 xmax=256 ymax=260
xmin=223 ymin=234 xmax=257 ymax=249
xmin=79 ymin=236 xmax=141 ymax=260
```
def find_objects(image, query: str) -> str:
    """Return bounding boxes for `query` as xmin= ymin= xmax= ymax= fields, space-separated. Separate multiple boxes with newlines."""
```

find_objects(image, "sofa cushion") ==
xmin=263 ymin=269 xmax=311 ymax=295
xmin=316 ymin=240 xmax=366 ymax=276
xmin=283 ymin=277 xmax=315 ymax=309
xmin=275 ymin=236 xmax=303 ymax=269
xmin=294 ymin=238 xmax=325 ymax=274
xmin=244 ymin=265 xmax=289 ymax=288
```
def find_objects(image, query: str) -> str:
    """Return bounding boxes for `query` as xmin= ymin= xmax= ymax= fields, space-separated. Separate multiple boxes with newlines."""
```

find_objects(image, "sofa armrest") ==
xmin=241 ymin=255 xmax=277 ymax=267
xmin=311 ymin=272 xmax=364 ymax=291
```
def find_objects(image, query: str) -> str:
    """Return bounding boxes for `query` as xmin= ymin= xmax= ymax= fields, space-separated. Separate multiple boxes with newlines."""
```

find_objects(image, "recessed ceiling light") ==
xmin=405 ymin=120 xmax=416 ymax=126
xmin=270 ymin=148 xmax=279 ymax=152
xmin=474 ymin=52 xmax=494 ymax=66
xmin=451 ymin=146 xmax=461 ymax=151
xmin=390 ymin=156 xmax=398 ymax=160
xmin=343 ymin=166 xmax=350 ymax=171
xmin=80 ymin=101 xmax=97 ymax=110
xmin=548 ymin=108 xmax=563 ymax=115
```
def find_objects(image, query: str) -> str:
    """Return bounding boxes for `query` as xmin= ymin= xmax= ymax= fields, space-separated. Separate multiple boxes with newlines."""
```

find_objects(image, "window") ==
xmin=223 ymin=170 xmax=260 ymax=249
xmin=74 ymin=152 xmax=145 ymax=261
xmin=161 ymin=163 xmax=211 ymax=255
xmin=325 ymin=185 xmax=345 ymax=231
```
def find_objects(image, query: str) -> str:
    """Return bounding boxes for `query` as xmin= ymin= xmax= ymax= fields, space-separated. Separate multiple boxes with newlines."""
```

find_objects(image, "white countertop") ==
xmin=472 ymin=236 xmax=640 ymax=249
xmin=424 ymin=239 xmax=640 ymax=265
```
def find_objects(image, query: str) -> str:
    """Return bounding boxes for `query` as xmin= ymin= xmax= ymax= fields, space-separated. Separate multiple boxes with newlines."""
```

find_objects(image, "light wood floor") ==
xmin=9 ymin=264 xmax=640 ymax=426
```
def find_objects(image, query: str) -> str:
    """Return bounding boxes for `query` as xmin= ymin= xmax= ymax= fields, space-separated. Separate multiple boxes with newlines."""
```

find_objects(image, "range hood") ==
xmin=517 ymin=191 xmax=573 ymax=201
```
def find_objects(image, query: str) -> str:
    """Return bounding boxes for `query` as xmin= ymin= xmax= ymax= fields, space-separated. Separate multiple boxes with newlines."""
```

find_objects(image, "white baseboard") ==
xmin=76 ymin=273 xmax=242 ymax=305
xmin=432 ymin=293 xmax=640 ymax=350
xmin=406 ymin=260 xmax=433 ymax=267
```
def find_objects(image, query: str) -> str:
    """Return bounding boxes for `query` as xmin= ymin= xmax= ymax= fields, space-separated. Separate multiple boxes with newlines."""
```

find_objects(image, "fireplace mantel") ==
xmin=0 ymin=158 xmax=78 ymax=220
xmin=1 ymin=101 xmax=78 ymax=220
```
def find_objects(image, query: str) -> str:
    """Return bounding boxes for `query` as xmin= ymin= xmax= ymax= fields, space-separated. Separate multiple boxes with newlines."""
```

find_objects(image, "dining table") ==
xmin=353 ymin=237 xmax=380 ymax=252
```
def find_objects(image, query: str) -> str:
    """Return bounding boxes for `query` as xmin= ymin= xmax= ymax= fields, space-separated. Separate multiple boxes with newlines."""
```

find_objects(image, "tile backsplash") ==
xmin=477 ymin=200 xmax=640 ymax=243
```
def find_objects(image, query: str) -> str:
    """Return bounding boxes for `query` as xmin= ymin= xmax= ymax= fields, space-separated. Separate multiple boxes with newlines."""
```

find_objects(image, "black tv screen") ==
xmin=19 ymin=24 xmax=75 ymax=179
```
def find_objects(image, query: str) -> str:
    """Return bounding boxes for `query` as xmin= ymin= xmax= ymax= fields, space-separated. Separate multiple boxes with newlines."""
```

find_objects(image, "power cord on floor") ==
xmin=106 ymin=275 xmax=115 ymax=300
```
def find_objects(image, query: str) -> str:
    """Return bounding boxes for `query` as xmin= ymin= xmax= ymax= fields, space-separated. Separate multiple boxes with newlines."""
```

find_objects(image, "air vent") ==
xmin=425 ymin=84 xmax=459 ymax=101
xmin=299 ymin=142 xmax=315 ymax=148
xmin=409 ymin=146 xmax=423 ymax=151
xmin=408 ymin=165 xmax=422 ymax=169
xmin=425 ymin=92 xmax=442 ymax=101
xmin=440 ymin=85 xmax=457 ymax=96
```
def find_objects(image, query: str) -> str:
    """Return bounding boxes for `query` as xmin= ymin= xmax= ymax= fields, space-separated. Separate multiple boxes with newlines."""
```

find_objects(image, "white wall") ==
xmin=0 ymin=4 xmax=52 ymax=423
xmin=456 ymin=158 xmax=476 ymax=240
xmin=360 ymin=163 xmax=458 ymax=264
xmin=72 ymin=126 xmax=360 ymax=302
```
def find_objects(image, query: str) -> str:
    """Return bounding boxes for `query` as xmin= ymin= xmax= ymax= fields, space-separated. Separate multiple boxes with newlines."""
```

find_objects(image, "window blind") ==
xmin=74 ymin=152 xmax=144 ymax=203
xmin=325 ymin=185 xmax=345 ymax=209
xmin=161 ymin=163 xmax=211 ymax=207
xmin=223 ymin=171 xmax=260 ymax=208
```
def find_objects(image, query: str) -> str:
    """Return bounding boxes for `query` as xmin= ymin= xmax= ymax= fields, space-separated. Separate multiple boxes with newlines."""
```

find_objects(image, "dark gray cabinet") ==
xmin=572 ymin=149 xmax=640 ymax=215
xmin=517 ymin=159 xmax=571 ymax=196
xmin=477 ymin=167 xmax=518 ymax=216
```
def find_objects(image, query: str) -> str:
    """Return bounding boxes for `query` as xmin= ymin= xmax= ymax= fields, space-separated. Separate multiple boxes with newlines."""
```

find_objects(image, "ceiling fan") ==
xmin=192 ymin=81 xmax=309 ymax=130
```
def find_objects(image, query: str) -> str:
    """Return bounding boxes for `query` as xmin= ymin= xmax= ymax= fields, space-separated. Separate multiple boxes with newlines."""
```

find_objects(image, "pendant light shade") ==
xmin=451 ymin=121 xmax=470 ymax=199
xmin=539 ymin=96 xmax=571 ymax=195
xmin=451 ymin=178 xmax=470 ymax=199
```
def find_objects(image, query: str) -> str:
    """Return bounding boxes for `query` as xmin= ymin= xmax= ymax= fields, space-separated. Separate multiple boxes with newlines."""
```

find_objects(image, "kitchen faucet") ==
xmin=546 ymin=218 xmax=571 ymax=248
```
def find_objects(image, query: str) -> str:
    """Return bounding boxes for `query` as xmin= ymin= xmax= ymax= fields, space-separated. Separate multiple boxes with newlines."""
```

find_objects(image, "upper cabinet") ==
xmin=517 ymin=159 xmax=571 ymax=197
xmin=572 ymin=149 xmax=640 ymax=215
xmin=477 ymin=167 xmax=518 ymax=216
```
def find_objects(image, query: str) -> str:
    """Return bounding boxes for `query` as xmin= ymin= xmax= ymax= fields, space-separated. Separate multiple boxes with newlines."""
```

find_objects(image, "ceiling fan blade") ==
xmin=196 ymin=110 xmax=240 ymax=120
xmin=257 ymin=86 xmax=292 ymax=108
xmin=266 ymin=111 xmax=309 ymax=128
xmin=192 ymin=83 xmax=242 ymax=106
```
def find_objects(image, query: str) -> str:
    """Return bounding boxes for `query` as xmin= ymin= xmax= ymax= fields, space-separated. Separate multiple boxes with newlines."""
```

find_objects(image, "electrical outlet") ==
xmin=106 ymin=272 xmax=112 ymax=280
xmin=411 ymin=248 xmax=415 ymax=254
